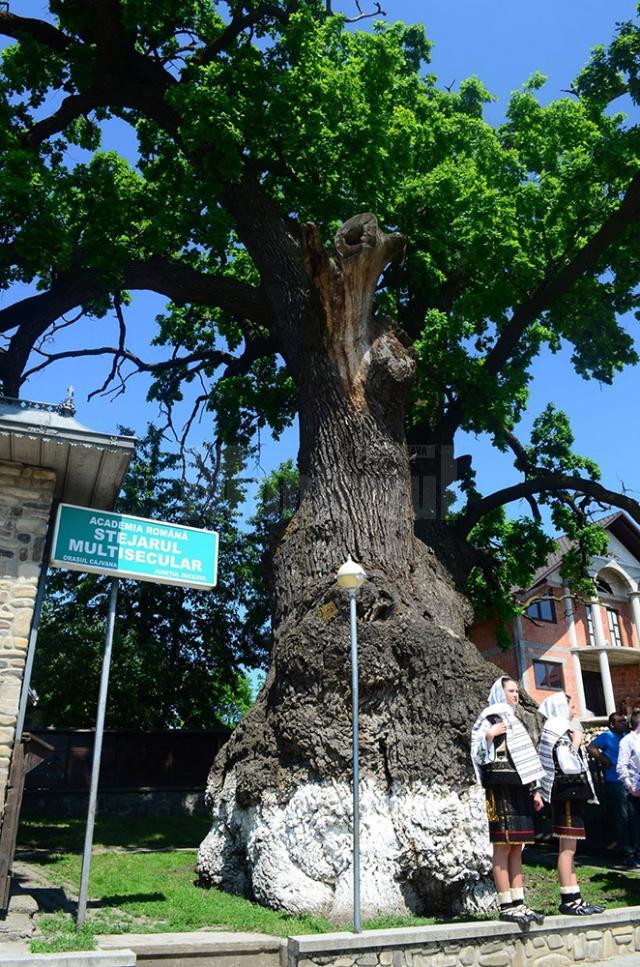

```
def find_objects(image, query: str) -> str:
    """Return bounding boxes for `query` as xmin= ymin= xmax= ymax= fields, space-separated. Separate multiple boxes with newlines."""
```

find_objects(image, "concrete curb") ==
xmin=289 ymin=905 xmax=640 ymax=955
xmin=0 ymin=948 xmax=135 ymax=967
xmin=97 ymin=931 xmax=285 ymax=965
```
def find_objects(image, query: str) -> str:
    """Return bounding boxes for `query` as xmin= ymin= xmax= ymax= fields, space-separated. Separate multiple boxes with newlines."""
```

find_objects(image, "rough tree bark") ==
xmin=198 ymin=215 xmax=513 ymax=918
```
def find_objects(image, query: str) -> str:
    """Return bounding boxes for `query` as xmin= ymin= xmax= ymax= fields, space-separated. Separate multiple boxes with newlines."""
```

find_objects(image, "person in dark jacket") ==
xmin=588 ymin=712 xmax=638 ymax=868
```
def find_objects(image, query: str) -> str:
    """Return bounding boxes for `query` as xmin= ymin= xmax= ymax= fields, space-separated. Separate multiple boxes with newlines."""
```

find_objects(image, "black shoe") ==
xmin=499 ymin=906 xmax=531 ymax=924
xmin=559 ymin=901 xmax=597 ymax=916
xmin=522 ymin=906 xmax=545 ymax=925
xmin=626 ymin=858 xmax=640 ymax=869
xmin=585 ymin=902 xmax=605 ymax=913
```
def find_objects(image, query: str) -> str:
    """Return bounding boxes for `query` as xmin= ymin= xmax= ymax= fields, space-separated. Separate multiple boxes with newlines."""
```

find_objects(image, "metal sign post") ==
xmin=48 ymin=502 xmax=219 ymax=927
xmin=76 ymin=577 xmax=119 ymax=928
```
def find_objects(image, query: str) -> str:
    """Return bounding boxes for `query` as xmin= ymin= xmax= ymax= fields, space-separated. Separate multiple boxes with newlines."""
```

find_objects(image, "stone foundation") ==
xmin=287 ymin=907 xmax=640 ymax=966
xmin=198 ymin=776 xmax=494 ymax=920
xmin=0 ymin=461 xmax=56 ymax=818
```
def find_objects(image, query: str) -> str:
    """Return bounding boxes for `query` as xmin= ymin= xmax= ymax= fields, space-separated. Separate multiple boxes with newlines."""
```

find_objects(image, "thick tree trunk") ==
xmin=198 ymin=215 xmax=506 ymax=918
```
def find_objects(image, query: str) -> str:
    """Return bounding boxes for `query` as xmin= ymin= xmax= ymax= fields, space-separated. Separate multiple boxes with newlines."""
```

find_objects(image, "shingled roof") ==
xmin=517 ymin=511 xmax=640 ymax=594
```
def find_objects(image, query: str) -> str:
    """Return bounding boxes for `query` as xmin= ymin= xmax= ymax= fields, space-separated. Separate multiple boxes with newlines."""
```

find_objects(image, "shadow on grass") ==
xmin=18 ymin=851 xmax=72 ymax=866
xmin=589 ymin=870 xmax=640 ymax=905
xmin=17 ymin=816 xmax=211 ymax=852
xmin=25 ymin=886 xmax=75 ymax=915
xmin=88 ymin=892 xmax=167 ymax=908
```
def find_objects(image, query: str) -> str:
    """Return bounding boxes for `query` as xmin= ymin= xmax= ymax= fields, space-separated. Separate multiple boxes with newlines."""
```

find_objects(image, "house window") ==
xmin=533 ymin=659 xmax=564 ymax=691
xmin=526 ymin=593 xmax=556 ymax=623
xmin=586 ymin=607 xmax=596 ymax=646
xmin=606 ymin=607 xmax=623 ymax=647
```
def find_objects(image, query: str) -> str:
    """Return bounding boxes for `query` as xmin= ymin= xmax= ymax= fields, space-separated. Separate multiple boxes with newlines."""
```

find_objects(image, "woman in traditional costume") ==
xmin=471 ymin=676 xmax=545 ymax=924
xmin=539 ymin=693 xmax=604 ymax=917
xmin=538 ymin=693 xmax=603 ymax=916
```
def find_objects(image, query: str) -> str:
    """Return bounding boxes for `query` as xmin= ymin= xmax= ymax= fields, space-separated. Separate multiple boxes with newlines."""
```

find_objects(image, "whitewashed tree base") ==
xmin=197 ymin=776 xmax=495 ymax=920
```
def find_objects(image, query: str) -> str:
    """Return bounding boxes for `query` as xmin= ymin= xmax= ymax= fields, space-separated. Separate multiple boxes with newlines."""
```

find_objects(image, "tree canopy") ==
xmin=2 ymin=1 xmax=640 ymax=622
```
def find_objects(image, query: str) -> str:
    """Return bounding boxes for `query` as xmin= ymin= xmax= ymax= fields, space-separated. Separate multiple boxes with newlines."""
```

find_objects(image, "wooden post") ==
xmin=0 ymin=733 xmax=52 ymax=912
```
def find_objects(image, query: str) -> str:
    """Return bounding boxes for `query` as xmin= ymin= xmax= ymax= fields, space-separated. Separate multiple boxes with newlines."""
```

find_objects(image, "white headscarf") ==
xmin=487 ymin=677 xmax=512 ymax=710
xmin=539 ymin=694 xmax=569 ymax=717
xmin=470 ymin=676 xmax=544 ymax=786
xmin=538 ymin=693 xmax=596 ymax=803
xmin=539 ymin=694 xmax=571 ymax=737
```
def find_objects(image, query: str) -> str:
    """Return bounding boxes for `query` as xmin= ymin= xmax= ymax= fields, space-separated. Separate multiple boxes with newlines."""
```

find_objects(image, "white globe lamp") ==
xmin=336 ymin=556 xmax=366 ymax=591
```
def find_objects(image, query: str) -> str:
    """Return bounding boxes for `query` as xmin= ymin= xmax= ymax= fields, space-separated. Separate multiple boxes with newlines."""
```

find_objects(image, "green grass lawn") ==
xmin=524 ymin=853 xmax=640 ymax=914
xmin=27 ymin=849 xmax=339 ymax=937
xmin=16 ymin=818 xmax=640 ymax=952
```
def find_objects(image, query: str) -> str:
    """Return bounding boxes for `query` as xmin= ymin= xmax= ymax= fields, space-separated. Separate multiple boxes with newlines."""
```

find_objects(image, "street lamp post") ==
xmin=336 ymin=556 xmax=366 ymax=934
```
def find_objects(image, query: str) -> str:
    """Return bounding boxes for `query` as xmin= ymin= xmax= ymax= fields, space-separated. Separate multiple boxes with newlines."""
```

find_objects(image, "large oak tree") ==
xmin=2 ymin=0 xmax=640 ymax=917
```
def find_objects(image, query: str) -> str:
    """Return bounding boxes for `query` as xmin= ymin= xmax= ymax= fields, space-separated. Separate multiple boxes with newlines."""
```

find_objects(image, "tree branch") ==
xmin=220 ymin=169 xmax=310 ymax=371
xmin=456 ymin=474 xmax=640 ymax=538
xmin=125 ymin=258 xmax=270 ymax=321
xmin=22 ymin=316 xmax=276 ymax=398
xmin=188 ymin=0 xmax=385 ymax=73
xmin=485 ymin=171 xmax=640 ymax=377
xmin=500 ymin=428 xmax=541 ymax=521
xmin=344 ymin=1 xmax=385 ymax=23
xmin=2 ymin=5 xmax=180 ymax=150
xmin=22 ymin=93 xmax=107 ymax=148
xmin=189 ymin=3 xmax=290 ymax=69
xmin=502 ymin=428 xmax=531 ymax=472
xmin=22 ymin=72 xmax=180 ymax=149
xmin=437 ymin=171 xmax=640 ymax=439
xmin=0 ymin=258 xmax=270 ymax=335
xmin=23 ymin=345 xmax=234 ymax=385
xmin=221 ymin=332 xmax=276 ymax=379
xmin=88 ymin=293 xmax=128 ymax=398
xmin=0 ymin=10 xmax=72 ymax=52
xmin=0 ymin=257 xmax=271 ymax=395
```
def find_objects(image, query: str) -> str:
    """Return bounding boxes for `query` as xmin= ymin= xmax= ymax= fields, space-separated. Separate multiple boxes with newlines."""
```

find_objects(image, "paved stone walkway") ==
xmin=0 ymin=858 xmax=73 ymax=943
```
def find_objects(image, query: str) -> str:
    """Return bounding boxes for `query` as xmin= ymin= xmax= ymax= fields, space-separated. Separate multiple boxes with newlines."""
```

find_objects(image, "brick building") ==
xmin=472 ymin=512 xmax=640 ymax=718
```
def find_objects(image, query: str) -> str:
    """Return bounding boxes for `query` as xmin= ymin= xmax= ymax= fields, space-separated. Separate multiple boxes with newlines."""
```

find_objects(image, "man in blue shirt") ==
xmin=588 ymin=713 xmax=638 ymax=867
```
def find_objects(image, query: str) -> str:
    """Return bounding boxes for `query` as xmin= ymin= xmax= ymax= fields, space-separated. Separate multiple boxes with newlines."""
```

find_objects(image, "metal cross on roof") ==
xmin=59 ymin=386 xmax=76 ymax=417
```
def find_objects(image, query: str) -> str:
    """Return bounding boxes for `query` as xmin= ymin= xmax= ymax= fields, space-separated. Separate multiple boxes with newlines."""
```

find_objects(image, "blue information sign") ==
xmin=50 ymin=503 xmax=218 ymax=589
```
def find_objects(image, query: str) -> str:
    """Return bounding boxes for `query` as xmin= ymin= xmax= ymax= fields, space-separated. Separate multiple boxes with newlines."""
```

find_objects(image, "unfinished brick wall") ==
xmin=610 ymin=664 xmax=640 ymax=712
xmin=469 ymin=619 xmax=519 ymax=682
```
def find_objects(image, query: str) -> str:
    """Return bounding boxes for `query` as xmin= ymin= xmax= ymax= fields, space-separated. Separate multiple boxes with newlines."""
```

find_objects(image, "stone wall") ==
xmin=0 ymin=461 xmax=56 ymax=818
xmin=287 ymin=907 xmax=640 ymax=966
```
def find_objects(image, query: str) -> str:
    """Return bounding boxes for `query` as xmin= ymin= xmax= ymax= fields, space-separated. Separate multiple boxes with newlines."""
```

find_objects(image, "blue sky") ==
xmin=3 ymin=1 xmax=640 ymax=523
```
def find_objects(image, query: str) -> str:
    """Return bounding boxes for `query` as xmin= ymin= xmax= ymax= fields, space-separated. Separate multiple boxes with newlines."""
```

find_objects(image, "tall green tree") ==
xmin=31 ymin=426 xmax=268 ymax=729
xmin=3 ymin=0 xmax=640 ymax=915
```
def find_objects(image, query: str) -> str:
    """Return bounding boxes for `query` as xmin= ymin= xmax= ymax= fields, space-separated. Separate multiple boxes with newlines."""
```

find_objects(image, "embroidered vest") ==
xmin=480 ymin=714 xmax=521 ymax=787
